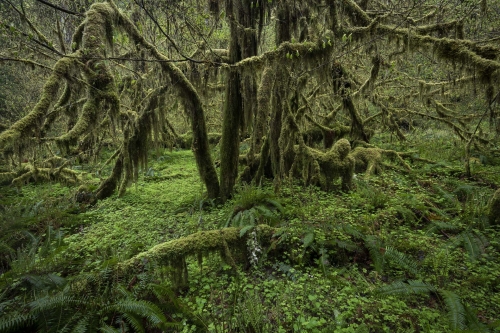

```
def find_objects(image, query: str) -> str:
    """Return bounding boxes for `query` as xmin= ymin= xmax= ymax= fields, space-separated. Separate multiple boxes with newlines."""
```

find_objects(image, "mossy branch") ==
xmin=115 ymin=225 xmax=276 ymax=275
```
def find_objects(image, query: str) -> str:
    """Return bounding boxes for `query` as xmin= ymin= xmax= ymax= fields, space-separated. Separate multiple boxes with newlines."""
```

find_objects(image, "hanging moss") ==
xmin=0 ymin=55 xmax=76 ymax=153
xmin=111 ymin=1 xmax=220 ymax=199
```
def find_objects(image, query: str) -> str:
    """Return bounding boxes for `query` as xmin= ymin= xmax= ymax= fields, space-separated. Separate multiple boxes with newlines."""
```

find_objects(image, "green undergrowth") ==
xmin=1 ymin=131 xmax=500 ymax=332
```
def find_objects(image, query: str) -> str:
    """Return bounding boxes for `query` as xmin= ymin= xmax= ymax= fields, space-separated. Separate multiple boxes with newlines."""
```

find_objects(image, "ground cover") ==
xmin=0 ymin=127 xmax=499 ymax=332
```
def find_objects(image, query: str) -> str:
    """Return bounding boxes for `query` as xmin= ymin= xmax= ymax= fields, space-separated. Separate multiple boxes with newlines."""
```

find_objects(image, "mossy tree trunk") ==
xmin=219 ymin=0 xmax=258 ymax=201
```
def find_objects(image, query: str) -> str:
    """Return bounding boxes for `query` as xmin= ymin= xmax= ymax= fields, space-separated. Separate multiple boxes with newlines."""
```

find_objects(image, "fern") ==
xmin=425 ymin=221 xmax=459 ymax=235
xmin=463 ymin=305 xmax=490 ymax=332
xmin=108 ymin=299 xmax=168 ymax=329
xmin=364 ymin=236 xmax=384 ymax=273
xmin=339 ymin=224 xmax=365 ymax=240
xmin=0 ymin=313 xmax=34 ymax=333
xmin=150 ymin=283 xmax=204 ymax=329
xmin=461 ymin=231 xmax=487 ymax=261
xmin=384 ymin=247 xmax=419 ymax=276
xmin=69 ymin=316 xmax=89 ymax=333
xmin=440 ymin=290 xmax=466 ymax=331
xmin=30 ymin=295 xmax=84 ymax=313
xmin=224 ymin=184 xmax=283 ymax=228
xmin=121 ymin=313 xmax=145 ymax=333
xmin=334 ymin=239 xmax=358 ymax=252
xmin=99 ymin=324 xmax=120 ymax=333
xmin=376 ymin=280 xmax=436 ymax=295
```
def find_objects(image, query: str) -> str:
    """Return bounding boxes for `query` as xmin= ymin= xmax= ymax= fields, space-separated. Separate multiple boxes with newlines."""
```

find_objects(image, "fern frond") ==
xmin=108 ymin=299 xmax=168 ymax=329
xmin=264 ymin=198 xmax=284 ymax=212
xmin=122 ymin=313 xmax=145 ymax=333
xmin=376 ymin=280 xmax=436 ymax=295
xmin=99 ymin=324 xmax=120 ymax=333
xmin=150 ymin=283 xmax=203 ymax=328
xmin=240 ymin=225 xmax=254 ymax=237
xmin=340 ymin=224 xmax=365 ymax=240
xmin=384 ymin=247 xmax=419 ymax=276
xmin=464 ymin=305 xmax=489 ymax=332
xmin=365 ymin=236 xmax=384 ymax=273
xmin=0 ymin=313 xmax=35 ymax=333
xmin=461 ymin=231 xmax=487 ymax=261
xmin=335 ymin=239 xmax=358 ymax=251
xmin=440 ymin=290 xmax=465 ymax=331
xmin=70 ymin=316 xmax=89 ymax=333
xmin=30 ymin=295 xmax=84 ymax=313
xmin=425 ymin=221 xmax=459 ymax=235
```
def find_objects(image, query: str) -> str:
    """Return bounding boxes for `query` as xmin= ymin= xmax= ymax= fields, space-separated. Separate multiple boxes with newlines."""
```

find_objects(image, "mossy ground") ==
xmin=1 ymin=128 xmax=500 ymax=332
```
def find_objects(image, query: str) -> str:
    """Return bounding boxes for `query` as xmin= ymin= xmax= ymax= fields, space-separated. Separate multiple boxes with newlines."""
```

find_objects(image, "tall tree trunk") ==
xmin=219 ymin=21 xmax=243 ymax=201
xmin=219 ymin=0 xmax=258 ymax=201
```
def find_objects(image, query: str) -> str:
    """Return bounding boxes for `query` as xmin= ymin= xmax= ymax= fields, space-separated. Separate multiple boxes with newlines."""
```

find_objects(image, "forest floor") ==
xmin=1 ymin=127 xmax=500 ymax=333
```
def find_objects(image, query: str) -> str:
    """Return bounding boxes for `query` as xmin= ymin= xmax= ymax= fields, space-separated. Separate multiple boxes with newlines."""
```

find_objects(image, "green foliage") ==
xmin=1 ymin=129 xmax=500 ymax=332
xmin=224 ymin=184 xmax=283 ymax=228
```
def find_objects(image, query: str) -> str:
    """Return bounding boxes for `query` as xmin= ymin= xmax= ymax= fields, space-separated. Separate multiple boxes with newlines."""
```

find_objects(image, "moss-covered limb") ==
xmin=305 ymin=114 xmax=350 ymax=149
xmin=414 ymin=20 xmax=463 ymax=37
xmin=322 ymin=104 xmax=343 ymax=125
xmin=54 ymin=4 xmax=120 ymax=150
xmin=227 ymin=40 xmax=332 ymax=71
xmin=0 ymin=57 xmax=52 ymax=71
xmin=295 ymin=84 xmax=322 ymax=124
xmin=351 ymin=147 xmax=382 ymax=176
xmin=0 ymin=55 xmax=76 ymax=152
xmin=341 ymin=0 xmax=373 ymax=27
xmin=383 ymin=27 xmax=500 ymax=74
xmin=488 ymin=188 xmax=500 ymax=225
xmin=115 ymin=225 xmax=277 ymax=275
xmin=111 ymin=2 xmax=220 ymax=199
xmin=406 ymin=109 xmax=472 ymax=141
xmin=95 ymin=153 xmax=123 ymax=200
xmin=9 ymin=163 xmax=79 ymax=188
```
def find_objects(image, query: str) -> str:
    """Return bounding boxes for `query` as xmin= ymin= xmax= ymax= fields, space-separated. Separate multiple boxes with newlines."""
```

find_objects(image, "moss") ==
xmin=111 ymin=1 xmax=220 ymax=199
xmin=351 ymin=146 xmax=383 ymax=176
xmin=302 ymin=138 xmax=355 ymax=191
xmin=0 ymin=55 xmax=76 ymax=152
xmin=351 ymin=146 xmax=412 ymax=177
xmin=95 ymin=154 xmax=123 ymax=200
xmin=488 ymin=188 xmax=500 ymax=225
xmin=10 ymin=164 xmax=79 ymax=188
xmin=116 ymin=225 xmax=276 ymax=276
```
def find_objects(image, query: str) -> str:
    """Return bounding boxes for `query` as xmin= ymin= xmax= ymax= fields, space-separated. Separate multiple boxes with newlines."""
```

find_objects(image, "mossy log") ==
xmin=488 ymin=188 xmax=500 ymax=225
xmin=115 ymin=225 xmax=276 ymax=278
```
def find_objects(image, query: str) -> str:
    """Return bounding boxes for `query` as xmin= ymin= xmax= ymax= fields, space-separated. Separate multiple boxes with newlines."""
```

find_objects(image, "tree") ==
xmin=0 ymin=0 xmax=499 ymax=201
